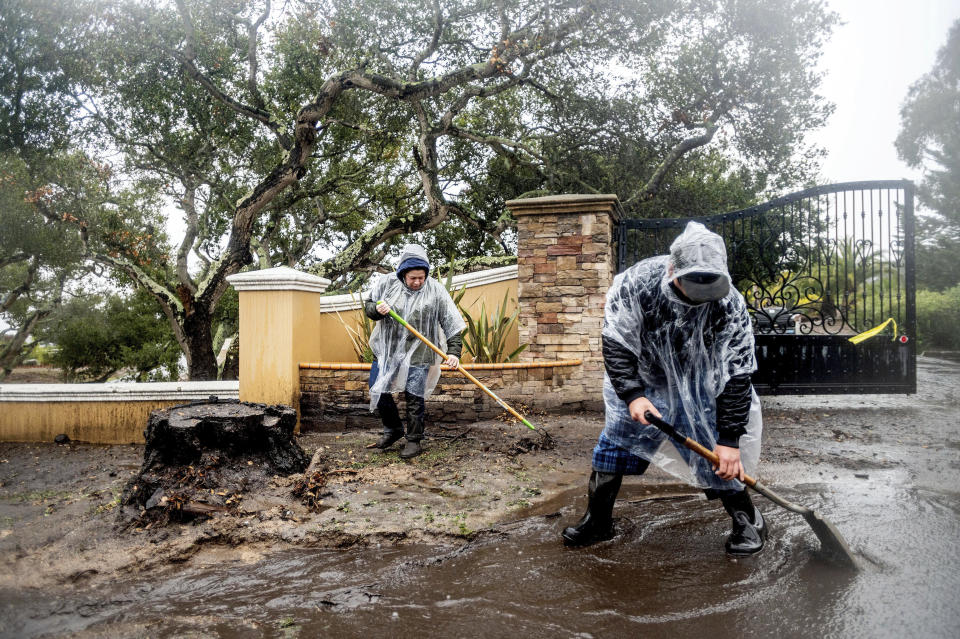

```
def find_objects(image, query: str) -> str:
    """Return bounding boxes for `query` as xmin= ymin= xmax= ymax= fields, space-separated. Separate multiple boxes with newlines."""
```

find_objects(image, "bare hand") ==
xmin=713 ymin=445 xmax=744 ymax=481
xmin=376 ymin=301 xmax=391 ymax=315
xmin=628 ymin=397 xmax=660 ymax=424
xmin=444 ymin=355 xmax=460 ymax=368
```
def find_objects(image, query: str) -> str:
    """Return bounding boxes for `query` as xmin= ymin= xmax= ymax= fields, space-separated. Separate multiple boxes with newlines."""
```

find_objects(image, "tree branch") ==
xmin=245 ymin=0 xmax=271 ymax=111
xmin=639 ymin=117 xmax=721 ymax=199
xmin=408 ymin=0 xmax=442 ymax=81
xmin=0 ymin=258 xmax=39 ymax=313
xmin=176 ymin=178 xmax=200 ymax=295
xmin=172 ymin=0 xmax=292 ymax=148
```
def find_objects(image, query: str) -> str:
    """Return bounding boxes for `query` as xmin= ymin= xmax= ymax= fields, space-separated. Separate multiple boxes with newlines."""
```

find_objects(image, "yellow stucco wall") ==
xmin=0 ymin=400 xmax=184 ymax=444
xmin=301 ymin=278 xmax=521 ymax=364
xmin=311 ymin=305 xmax=368 ymax=362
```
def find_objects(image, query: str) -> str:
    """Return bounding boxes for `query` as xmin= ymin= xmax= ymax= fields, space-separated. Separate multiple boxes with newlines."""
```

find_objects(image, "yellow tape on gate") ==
xmin=848 ymin=317 xmax=898 ymax=345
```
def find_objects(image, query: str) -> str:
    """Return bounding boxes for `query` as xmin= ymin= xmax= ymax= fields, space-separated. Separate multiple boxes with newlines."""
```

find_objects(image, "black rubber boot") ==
xmin=399 ymin=439 xmax=421 ymax=459
xmin=561 ymin=471 xmax=623 ymax=546
xmin=720 ymin=490 xmax=767 ymax=556
xmin=400 ymin=392 xmax=425 ymax=459
xmin=374 ymin=394 xmax=403 ymax=449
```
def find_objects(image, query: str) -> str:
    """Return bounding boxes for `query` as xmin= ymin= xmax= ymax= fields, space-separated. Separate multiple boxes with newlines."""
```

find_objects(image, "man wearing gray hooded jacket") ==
xmin=363 ymin=245 xmax=466 ymax=459
xmin=561 ymin=222 xmax=767 ymax=556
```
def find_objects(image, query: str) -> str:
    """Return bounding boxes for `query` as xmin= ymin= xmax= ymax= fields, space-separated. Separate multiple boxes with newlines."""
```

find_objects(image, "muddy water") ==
xmin=4 ymin=478 xmax=958 ymax=638
xmin=4 ymin=357 xmax=960 ymax=638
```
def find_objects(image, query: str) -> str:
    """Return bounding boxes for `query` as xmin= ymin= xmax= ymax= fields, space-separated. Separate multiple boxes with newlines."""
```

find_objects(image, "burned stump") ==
xmin=119 ymin=399 xmax=309 ymax=526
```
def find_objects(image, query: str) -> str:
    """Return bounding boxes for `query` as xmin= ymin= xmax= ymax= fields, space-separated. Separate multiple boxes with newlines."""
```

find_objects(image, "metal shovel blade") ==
xmin=751 ymin=479 xmax=859 ymax=569
xmin=644 ymin=411 xmax=859 ymax=569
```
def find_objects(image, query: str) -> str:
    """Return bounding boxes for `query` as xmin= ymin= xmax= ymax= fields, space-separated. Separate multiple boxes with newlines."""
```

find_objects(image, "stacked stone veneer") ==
xmin=509 ymin=194 xmax=621 ymax=408
xmin=298 ymin=194 xmax=621 ymax=428
xmin=300 ymin=365 xmax=578 ymax=429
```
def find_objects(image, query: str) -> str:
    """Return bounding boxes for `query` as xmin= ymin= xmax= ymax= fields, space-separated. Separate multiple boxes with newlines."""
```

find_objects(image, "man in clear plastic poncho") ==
xmin=363 ymin=244 xmax=466 ymax=459
xmin=562 ymin=222 xmax=767 ymax=556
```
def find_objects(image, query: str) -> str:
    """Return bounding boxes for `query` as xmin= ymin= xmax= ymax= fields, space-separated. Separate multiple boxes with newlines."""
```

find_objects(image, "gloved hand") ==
xmin=444 ymin=355 xmax=460 ymax=368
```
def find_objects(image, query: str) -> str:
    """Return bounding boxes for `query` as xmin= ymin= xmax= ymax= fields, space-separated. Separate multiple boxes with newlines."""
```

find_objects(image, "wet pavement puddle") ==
xmin=3 ymin=478 xmax=958 ymax=638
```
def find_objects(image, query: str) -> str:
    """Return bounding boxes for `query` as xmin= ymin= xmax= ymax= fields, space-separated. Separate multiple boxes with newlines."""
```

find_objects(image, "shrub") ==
xmin=460 ymin=290 xmax=528 ymax=363
xmin=916 ymin=285 xmax=960 ymax=350
xmin=335 ymin=291 xmax=376 ymax=363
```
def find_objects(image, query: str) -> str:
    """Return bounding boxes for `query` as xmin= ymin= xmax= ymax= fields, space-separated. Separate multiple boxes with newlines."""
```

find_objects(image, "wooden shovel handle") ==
xmin=644 ymin=411 xmax=758 ymax=488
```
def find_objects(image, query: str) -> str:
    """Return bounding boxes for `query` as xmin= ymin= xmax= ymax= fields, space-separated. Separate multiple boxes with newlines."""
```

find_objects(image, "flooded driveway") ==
xmin=2 ymin=357 xmax=959 ymax=638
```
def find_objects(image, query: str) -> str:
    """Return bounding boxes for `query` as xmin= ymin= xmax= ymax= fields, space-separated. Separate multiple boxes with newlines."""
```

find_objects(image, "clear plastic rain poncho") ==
xmin=600 ymin=222 xmax=762 ymax=491
xmin=367 ymin=245 xmax=466 ymax=411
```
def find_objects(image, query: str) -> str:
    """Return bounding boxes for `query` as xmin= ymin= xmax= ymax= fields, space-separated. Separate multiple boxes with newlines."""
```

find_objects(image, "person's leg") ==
xmin=370 ymin=361 xmax=404 ymax=449
xmin=707 ymin=488 xmax=767 ymax=556
xmin=374 ymin=393 xmax=404 ymax=449
xmin=670 ymin=408 xmax=768 ymax=556
xmin=399 ymin=365 xmax=429 ymax=459
xmin=561 ymin=432 xmax=650 ymax=546
xmin=400 ymin=391 xmax=425 ymax=459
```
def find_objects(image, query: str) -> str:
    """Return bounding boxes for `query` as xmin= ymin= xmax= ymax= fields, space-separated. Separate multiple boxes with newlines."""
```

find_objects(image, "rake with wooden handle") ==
xmin=381 ymin=302 xmax=536 ymax=430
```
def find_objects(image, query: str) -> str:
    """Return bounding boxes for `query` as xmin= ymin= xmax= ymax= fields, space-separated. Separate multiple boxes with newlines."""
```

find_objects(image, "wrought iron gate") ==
xmin=617 ymin=181 xmax=916 ymax=394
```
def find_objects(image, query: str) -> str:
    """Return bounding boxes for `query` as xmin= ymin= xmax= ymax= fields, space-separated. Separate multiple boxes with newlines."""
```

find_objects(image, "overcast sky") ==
xmin=811 ymin=0 xmax=960 ymax=186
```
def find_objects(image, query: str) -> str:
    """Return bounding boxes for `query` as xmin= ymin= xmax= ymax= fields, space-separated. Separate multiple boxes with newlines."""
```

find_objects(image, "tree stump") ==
xmin=119 ymin=398 xmax=309 ymax=526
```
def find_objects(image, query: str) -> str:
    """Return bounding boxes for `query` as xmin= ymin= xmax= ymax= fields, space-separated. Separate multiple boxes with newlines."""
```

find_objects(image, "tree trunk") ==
xmin=182 ymin=308 xmax=218 ymax=380
xmin=119 ymin=398 xmax=309 ymax=527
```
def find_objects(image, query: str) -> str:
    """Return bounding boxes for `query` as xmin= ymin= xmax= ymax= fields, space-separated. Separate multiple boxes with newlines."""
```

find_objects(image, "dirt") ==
xmin=0 ymin=408 xmax=608 ymax=591
xmin=1 ymin=357 xmax=959 ymax=637
xmin=0 ymin=385 xmax=917 ymax=589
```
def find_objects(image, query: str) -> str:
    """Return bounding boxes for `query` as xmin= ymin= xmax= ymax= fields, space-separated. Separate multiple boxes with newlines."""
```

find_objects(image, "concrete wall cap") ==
xmin=0 ymin=381 xmax=240 ymax=402
xmin=314 ymin=264 xmax=519 ymax=312
xmin=505 ymin=194 xmax=622 ymax=221
xmin=227 ymin=266 xmax=332 ymax=293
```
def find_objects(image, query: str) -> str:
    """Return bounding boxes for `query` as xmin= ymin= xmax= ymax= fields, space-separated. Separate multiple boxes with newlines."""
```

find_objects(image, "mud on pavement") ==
xmin=1 ymin=357 xmax=959 ymax=638
xmin=0 ymin=408 xmax=612 ymax=592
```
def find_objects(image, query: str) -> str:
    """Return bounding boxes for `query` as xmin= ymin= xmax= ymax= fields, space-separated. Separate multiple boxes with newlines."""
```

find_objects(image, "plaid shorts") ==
xmin=592 ymin=431 xmax=651 ymax=474
xmin=595 ymin=378 xmax=746 ymax=492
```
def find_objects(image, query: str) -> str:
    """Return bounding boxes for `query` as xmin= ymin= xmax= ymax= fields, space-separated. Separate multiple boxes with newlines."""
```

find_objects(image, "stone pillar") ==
xmin=226 ymin=266 xmax=332 ymax=420
xmin=506 ymin=194 xmax=621 ymax=407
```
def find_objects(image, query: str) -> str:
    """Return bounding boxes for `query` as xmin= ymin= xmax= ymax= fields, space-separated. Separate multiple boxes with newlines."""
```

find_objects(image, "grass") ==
xmin=93 ymin=493 xmax=123 ymax=515
xmin=412 ymin=441 xmax=461 ymax=465
xmin=5 ymin=489 xmax=74 ymax=504
xmin=453 ymin=512 xmax=473 ymax=536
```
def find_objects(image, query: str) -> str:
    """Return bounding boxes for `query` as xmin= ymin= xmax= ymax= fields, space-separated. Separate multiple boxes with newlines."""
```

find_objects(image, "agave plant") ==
xmin=460 ymin=289 xmax=528 ymax=363
xmin=333 ymin=291 xmax=375 ymax=363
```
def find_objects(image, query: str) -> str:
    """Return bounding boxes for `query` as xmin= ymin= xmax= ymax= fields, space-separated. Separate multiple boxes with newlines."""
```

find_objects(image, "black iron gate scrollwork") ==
xmin=616 ymin=181 xmax=916 ymax=394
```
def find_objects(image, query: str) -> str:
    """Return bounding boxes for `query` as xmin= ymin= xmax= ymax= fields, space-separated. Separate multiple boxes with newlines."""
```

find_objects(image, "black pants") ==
xmin=378 ymin=391 xmax=425 ymax=442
